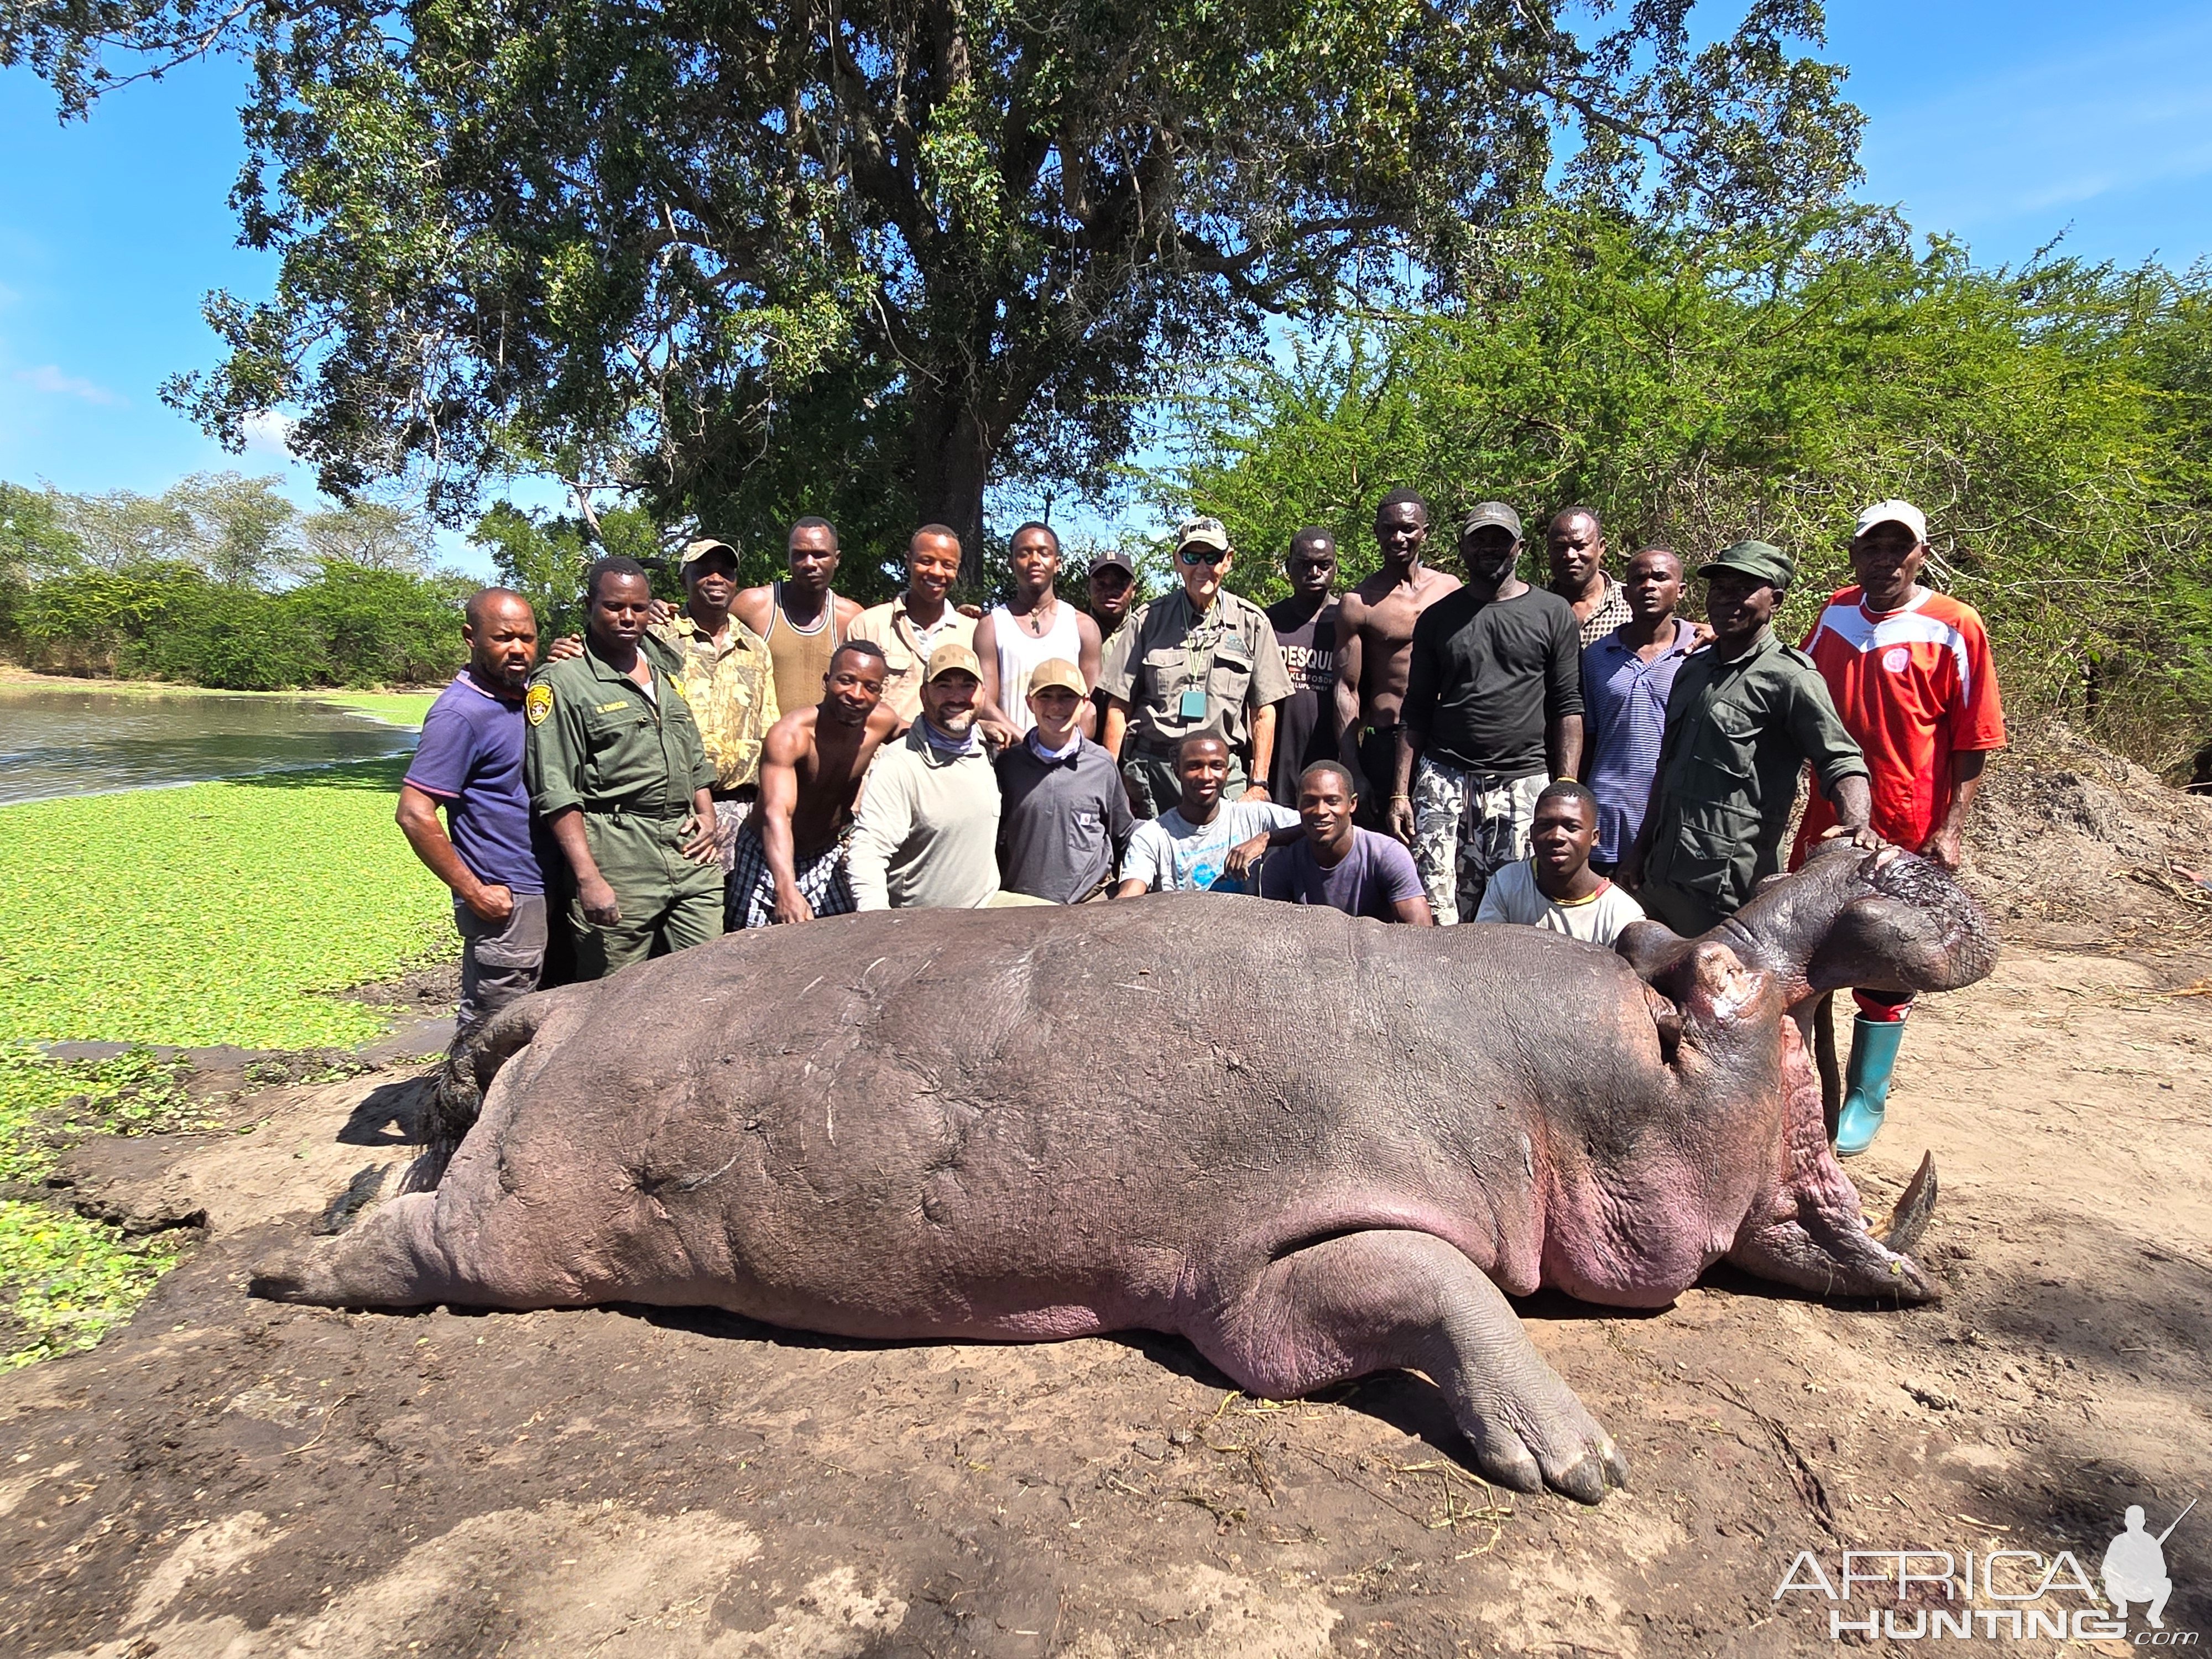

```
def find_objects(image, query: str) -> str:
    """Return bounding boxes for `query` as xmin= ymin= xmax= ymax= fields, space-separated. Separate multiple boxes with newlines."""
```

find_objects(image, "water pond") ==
xmin=0 ymin=684 xmax=418 ymax=806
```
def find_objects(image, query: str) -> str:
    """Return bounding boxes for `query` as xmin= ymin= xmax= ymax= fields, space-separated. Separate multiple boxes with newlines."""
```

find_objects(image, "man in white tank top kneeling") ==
xmin=974 ymin=521 xmax=1104 ymax=744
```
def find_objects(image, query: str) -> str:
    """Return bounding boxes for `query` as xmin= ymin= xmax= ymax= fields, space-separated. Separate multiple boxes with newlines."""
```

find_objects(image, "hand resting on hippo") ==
xmin=253 ymin=839 xmax=1996 ymax=1505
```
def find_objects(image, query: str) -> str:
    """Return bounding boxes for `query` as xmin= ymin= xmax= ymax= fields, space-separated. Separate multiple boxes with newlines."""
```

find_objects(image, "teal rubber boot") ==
xmin=1833 ymin=1015 xmax=1906 ymax=1157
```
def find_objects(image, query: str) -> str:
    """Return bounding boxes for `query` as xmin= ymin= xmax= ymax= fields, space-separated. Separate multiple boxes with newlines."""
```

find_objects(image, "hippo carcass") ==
xmin=254 ymin=841 xmax=1995 ymax=1504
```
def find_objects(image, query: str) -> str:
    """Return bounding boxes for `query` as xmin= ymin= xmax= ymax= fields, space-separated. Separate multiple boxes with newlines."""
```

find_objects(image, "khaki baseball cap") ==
xmin=1175 ymin=515 xmax=1230 ymax=552
xmin=1698 ymin=539 xmax=1794 ymax=590
xmin=1024 ymin=658 xmax=1086 ymax=700
xmin=1458 ymin=501 xmax=1523 ymax=541
xmin=925 ymin=641 xmax=984 ymax=684
xmin=679 ymin=536 xmax=738 ymax=571
xmin=1854 ymin=499 xmax=1928 ymax=543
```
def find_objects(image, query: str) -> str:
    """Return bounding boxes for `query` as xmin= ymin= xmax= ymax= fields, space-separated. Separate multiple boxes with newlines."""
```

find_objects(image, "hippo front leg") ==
xmin=1191 ymin=1230 xmax=1629 ymax=1504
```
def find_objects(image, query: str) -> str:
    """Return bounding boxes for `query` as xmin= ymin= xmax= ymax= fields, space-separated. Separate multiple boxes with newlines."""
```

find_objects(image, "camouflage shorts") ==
xmin=1411 ymin=761 xmax=1547 ymax=925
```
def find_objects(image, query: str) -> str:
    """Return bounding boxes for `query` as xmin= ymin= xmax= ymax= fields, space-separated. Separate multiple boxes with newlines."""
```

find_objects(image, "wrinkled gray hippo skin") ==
xmin=254 ymin=842 xmax=1995 ymax=1504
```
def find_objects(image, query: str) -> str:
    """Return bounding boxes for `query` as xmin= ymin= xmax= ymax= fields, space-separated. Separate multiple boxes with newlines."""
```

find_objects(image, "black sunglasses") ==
xmin=1178 ymin=546 xmax=1227 ymax=566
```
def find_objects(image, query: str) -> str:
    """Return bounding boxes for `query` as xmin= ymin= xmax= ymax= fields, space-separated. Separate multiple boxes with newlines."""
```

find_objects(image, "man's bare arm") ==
xmin=1921 ymin=749 xmax=1990 ymax=869
xmin=1334 ymin=598 xmax=1366 ymax=765
xmin=396 ymin=784 xmax=511 ymax=921
xmin=756 ymin=719 xmax=813 ymax=922
xmin=1546 ymin=713 xmax=1584 ymax=784
xmin=1244 ymin=703 xmax=1277 ymax=801
xmin=1387 ymin=724 xmax=1425 ymax=844
xmin=969 ymin=612 xmax=1019 ymax=740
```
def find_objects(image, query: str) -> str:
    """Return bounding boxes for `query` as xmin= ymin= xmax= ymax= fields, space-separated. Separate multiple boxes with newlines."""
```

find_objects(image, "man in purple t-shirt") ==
xmin=398 ymin=588 xmax=546 ymax=1034
xmin=1259 ymin=761 xmax=1433 ymax=924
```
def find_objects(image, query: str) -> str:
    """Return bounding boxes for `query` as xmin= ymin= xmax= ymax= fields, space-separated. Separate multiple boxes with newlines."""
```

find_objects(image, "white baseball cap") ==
xmin=1854 ymin=499 xmax=1927 ymax=543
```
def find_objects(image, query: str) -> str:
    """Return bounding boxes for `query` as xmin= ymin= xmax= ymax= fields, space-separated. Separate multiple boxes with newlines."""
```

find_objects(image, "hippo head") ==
xmin=1624 ymin=841 xmax=1999 ymax=1015
xmin=1618 ymin=844 xmax=1995 ymax=1307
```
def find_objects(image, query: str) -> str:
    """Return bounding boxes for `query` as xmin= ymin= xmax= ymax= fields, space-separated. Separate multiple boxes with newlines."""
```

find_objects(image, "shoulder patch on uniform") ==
xmin=525 ymin=684 xmax=553 ymax=727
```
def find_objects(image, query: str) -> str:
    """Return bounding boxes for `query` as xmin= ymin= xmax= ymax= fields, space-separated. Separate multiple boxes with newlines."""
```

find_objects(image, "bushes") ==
xmin=1167 ymin=206 xmax=2212 ymax=772
xmin=8 ymin=558 xmax=467 ymax=688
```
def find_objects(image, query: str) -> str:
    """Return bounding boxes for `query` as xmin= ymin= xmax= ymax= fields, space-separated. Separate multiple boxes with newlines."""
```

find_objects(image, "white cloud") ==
xmin=241 ymin=409 xmax=296 ymax=459
xmin=14 ymin=364 xmax=126 ymax=406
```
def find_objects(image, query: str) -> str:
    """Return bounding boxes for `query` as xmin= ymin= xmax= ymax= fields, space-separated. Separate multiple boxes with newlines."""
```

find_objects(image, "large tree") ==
xmin=11 ymin=0 xmax=1861 ymax=576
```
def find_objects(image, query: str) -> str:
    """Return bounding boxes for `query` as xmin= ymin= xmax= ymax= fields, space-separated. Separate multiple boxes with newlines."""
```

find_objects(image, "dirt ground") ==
xmin=5 ymin=744 xmax=2211 ymax=1657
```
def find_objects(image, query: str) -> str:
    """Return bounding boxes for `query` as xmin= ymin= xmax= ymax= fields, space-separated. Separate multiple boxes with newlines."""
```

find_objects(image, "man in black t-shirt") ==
xmin=1392 ymin=501 xmax=1584 ymax=924
xmin=1265 ymin=528 xmax=1342 ymax=803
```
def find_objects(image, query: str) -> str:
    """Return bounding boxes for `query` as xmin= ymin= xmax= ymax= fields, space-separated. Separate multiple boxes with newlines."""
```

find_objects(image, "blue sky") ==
xmin=3 ymin=0 xmax=2209 ymax=576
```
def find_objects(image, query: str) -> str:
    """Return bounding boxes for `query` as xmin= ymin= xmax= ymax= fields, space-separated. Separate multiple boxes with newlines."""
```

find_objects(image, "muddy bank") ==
xmin=3 ymin=940 xmax=2208 ymax=1657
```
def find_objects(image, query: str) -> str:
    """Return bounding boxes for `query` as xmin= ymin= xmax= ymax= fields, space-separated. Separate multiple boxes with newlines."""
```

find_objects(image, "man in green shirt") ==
xmin=1620 ymin=540 xmax=1876 ymax=937
xmin=1098 ymin=515 xmax=1292 ymax=817
xmin=525 ymin=556 xmax=723 ymax=980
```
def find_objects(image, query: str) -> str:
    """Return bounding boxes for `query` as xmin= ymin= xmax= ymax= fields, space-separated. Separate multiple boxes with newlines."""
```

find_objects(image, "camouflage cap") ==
xmin=1175 ymin=515 xmax=1231 ymax=553
xmin=680 ymin=536 xmax=739 ymax=572
xmin=1698 ymin=539 xmax=1793 ymax=591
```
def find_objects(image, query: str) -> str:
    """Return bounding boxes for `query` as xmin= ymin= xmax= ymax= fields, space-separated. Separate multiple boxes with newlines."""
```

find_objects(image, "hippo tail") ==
xmin=406 ymin=984 xmax=586 ymax=1192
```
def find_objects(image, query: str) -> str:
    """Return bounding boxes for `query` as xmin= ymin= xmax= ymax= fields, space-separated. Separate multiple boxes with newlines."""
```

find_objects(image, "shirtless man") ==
xmin=731 ymin=518 xmax=868 ymax=722
xmin=1334 ymin=489 xmax=1462 ymax=828
xmin=726 ymin=639 xmax=901 ymax=927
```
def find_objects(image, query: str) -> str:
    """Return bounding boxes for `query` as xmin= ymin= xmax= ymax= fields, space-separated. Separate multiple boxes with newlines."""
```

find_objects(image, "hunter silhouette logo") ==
xmin=2105 ymin=1499 xmax=2193 ymax=1630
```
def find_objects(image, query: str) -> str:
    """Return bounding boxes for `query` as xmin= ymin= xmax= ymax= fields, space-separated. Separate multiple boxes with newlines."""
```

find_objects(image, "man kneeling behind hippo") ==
xmin=257 ymin=837 xmax=1995 ymax=1505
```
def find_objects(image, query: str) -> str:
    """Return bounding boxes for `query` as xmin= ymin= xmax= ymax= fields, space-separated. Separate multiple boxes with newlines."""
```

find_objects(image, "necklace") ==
xmin=1021 ymin=594 xmax=1056 ymax=637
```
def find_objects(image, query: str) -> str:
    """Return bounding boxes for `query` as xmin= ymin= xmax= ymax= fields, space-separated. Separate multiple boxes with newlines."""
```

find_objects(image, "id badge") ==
xmin=1177 ymin=687 xmax=1208 ymax=721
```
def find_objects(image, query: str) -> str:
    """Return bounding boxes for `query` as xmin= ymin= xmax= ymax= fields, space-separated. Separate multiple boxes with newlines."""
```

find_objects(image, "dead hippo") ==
xmin=254 ymin=841 xmax=1994 ymax=1504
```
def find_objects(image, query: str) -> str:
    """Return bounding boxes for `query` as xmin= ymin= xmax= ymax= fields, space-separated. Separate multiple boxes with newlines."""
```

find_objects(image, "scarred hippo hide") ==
xmin=255 ymin=841 xmax=1996 ymax=1503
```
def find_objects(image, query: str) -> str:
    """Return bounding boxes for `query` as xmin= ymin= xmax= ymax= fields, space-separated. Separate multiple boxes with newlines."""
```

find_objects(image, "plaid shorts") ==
xmin=1411 ymin=761 xmax=1547 ymax=925
xmin=727 ymin=820 xmax=855 ymax=929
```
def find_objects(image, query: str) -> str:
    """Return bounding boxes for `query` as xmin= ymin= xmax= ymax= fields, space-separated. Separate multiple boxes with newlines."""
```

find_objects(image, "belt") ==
xmin=588 ymin=804 xmax=695 ymax=822
xmin=709 ymin=785 xmax=758 ymax=803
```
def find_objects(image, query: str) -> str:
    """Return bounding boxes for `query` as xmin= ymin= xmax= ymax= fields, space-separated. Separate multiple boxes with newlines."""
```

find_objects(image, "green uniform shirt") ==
xmin=1644 ymin=628 xmax=1867 ymax=916
xmin=1098 ymin=588 xmax=1292 ymax=760
xmin=525 ymin=640 xmax=714 ymax=820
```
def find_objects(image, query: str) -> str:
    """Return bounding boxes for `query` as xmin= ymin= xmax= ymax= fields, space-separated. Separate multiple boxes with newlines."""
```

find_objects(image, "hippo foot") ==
xmin=1197 ymin=1228 xmax=1630 ymax=1505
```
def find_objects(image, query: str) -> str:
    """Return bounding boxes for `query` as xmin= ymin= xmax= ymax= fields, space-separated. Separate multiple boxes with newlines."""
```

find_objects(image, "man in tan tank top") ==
xmin=732 ymin=517 xmax=866 ymax=718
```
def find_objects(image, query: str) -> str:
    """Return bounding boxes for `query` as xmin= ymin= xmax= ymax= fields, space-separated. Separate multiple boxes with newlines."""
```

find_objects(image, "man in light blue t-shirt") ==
xmin=1114 ymin=734 xmax=1300 ymax=895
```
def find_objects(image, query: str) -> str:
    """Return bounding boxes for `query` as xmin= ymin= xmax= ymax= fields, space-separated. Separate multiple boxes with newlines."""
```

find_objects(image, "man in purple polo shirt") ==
xmin=1578 ymin=548 xmax=1699 ymax=874
xmin=397 ymin=587 xmax=546 ymax=1034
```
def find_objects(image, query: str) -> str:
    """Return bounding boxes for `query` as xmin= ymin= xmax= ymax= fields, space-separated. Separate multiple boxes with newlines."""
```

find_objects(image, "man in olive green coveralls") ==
xmin=525 ymin=556 xmax=723 ymax=979
xmin=1620 ymin=539 xmax=1876 ymax=937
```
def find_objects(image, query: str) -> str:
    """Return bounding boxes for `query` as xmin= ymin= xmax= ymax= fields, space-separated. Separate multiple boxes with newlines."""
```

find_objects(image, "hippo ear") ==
xmin=1615 ymin=918 xmax=1691 ymax=984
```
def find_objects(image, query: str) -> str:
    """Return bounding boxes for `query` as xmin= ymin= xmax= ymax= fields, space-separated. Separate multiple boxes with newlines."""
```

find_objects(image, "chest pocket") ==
xmin=1208 ymin=637 xmax=1255 ymax=709
xmin=1141 ymin=641 xmax=1193 ymax=707
xmin=1689 ymin=695 xmax=1760 ymax=781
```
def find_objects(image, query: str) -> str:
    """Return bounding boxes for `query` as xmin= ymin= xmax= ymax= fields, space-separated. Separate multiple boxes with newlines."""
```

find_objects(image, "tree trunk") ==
xmin=913 ymin=403 xmax=995 ymax=593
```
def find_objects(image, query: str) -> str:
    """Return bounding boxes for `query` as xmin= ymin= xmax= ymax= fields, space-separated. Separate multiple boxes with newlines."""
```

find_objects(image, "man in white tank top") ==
xmin=973 ymin=521 xmax=1104 ymax=740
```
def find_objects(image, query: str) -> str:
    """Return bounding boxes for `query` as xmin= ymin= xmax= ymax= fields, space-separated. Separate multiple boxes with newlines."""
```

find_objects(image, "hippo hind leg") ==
xmin=1190 ymin=1229 xmax=1629 ymax=1504
xmin=251 ymin=1186 xmax=575 ymax=1312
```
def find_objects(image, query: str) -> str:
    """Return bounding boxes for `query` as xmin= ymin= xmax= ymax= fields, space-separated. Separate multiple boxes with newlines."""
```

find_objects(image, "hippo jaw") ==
xmin=1722 ymin=1016 xmax=1942 ymax=1304
xmin=1798 ymin=845 xmax=1998 ymax=1003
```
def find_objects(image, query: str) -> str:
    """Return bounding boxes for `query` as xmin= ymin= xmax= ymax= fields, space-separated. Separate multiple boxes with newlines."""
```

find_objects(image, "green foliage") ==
xmin=0 ymin=1201 xmax=179 ymax=1368
xmin=0 ymin=757 xmax=450 ymax=1048
xmin=471 ymin=499 xmax=672 ymax=641
xmin=8 ymin=0 xmax=1867 ymax=565
xmin=1170 ymin=207 xmax=2212 ymax=767
xmin=9 ymin=553 xmax=468 ymax=688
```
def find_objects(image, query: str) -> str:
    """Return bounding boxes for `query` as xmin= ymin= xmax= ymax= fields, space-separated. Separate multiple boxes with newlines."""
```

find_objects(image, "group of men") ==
xmin=399 ymin=491 xmax=2003 ymax=1157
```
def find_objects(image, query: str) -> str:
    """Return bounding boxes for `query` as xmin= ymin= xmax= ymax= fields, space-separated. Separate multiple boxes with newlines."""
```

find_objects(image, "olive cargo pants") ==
xmin=569 ymin=810 xmax=725 ymax=980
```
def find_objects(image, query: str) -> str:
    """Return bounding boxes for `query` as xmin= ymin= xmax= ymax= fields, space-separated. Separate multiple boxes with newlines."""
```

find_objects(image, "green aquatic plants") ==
xmin=0 ymin=755 xmax=450 ymax=1048
xmin=0 ymin=1045 xmax=213 ymax=1366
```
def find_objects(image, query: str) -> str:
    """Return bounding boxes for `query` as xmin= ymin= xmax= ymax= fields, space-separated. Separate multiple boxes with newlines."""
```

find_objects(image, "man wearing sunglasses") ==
xmin=1099 ymin=516 xmax=1292 ymax=818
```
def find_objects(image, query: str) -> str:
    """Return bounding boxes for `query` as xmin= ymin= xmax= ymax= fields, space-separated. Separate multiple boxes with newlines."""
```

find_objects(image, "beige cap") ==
xmin=1458 ymin=501 xmax=1523 ymax=541
xmin=1175 ymin=514 xmax=1230 ymax=552
xmin=925 ymin=641 xmax=983 ymax=684
xmin=679 ymin=536 xmax=738 ymax=571
xmin=1024 ymin=658 xmax=1086 ymax=700
xmin=1854 ymin=499 xmax=1927 ymax=543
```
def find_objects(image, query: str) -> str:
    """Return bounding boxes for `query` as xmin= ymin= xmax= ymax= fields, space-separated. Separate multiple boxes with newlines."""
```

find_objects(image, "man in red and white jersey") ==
xmin=1792 ymin=499 xmax=2006 ymax=1156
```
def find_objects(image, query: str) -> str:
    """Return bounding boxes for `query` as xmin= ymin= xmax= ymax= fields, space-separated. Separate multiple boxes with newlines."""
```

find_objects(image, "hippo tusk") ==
xmin=1881 ymin=1151 xmax=1938 ymax=1255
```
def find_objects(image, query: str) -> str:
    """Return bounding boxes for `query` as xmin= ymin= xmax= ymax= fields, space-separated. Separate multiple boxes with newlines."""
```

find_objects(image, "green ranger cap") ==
xmin=1698 ymin=539 xmax=1793 ymax=590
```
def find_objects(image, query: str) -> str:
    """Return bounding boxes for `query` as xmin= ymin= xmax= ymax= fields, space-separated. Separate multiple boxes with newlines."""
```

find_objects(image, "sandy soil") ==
xmin=5 ymin=738 xmax=2210 ymax=1657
